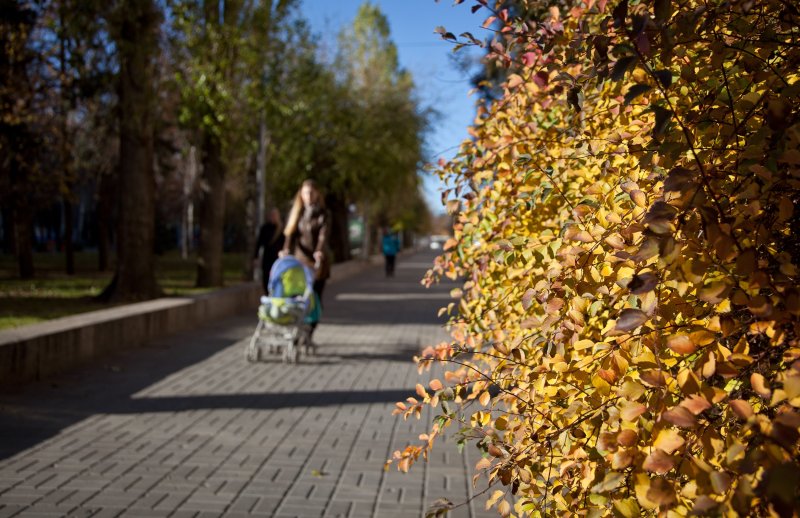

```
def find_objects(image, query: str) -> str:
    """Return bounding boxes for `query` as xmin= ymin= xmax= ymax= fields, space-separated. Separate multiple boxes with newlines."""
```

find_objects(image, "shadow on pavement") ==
xmin=110 ymin=388 xmax=415 ymax=414
xmin=0 ymin=320 xmax=248 ymax=462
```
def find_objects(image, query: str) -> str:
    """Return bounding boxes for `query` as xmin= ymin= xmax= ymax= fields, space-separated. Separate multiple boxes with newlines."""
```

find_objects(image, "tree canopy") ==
xmin=1 ymin=0 xmax=432 ymax=294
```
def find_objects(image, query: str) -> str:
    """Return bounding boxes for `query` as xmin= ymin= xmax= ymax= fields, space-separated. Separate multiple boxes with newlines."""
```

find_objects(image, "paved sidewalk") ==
xmin=0 ymin=251 xmax=495 ymax=517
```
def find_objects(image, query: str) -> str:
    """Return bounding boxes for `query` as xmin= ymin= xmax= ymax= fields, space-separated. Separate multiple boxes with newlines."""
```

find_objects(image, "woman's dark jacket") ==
xmin=283 ymin=205 xmax=331 ymax=280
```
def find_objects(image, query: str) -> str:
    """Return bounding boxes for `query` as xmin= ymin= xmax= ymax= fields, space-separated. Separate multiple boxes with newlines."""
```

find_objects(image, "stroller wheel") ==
xmin=283 ymin=348 xmax=296 ymax=363
xmin=246 ymin=345 xmax=259 ymax=363
xmin=284 ymin=341 xmax=300 ymax=364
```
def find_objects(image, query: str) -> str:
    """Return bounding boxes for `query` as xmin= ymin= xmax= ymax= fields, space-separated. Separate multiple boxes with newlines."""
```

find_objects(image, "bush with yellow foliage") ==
xmin=389 ymin=0 xmax=800 ymax=515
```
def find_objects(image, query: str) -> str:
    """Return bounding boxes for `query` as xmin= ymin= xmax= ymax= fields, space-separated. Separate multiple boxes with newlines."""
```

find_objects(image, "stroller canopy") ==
xmin=268 ymin=256 xmax=315 ymax=298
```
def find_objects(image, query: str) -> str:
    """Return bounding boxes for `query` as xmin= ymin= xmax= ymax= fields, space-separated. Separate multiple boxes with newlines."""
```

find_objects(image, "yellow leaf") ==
xmin=507 ymin=73 xmax=524 ymax=89
xmin=630 ymin=189 xmax=647 ymax=207
xmin=653 ymin=428 xmax=685 ymax=454
xmin=634 ymin=473 xmax=658 ymax=510
xmin=486 ymin=490 xmax=504 ymax=509
xmin=750 ymin=373 xmax=771 ymax=399
xmin=613 ymin=497 xmax=640 ymax=517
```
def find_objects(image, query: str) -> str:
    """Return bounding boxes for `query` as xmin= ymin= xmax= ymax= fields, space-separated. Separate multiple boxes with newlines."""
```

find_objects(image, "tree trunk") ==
xmin=59 ymin=6 xmax=74 ymax=276
xmin=97 ymin=210 xmax=109 ymax=272
xmin=100 ymin=0 xmax=161 ymax=302
xmin=196 ymin=133 xmax=225 ymax=287
xmin=245 ymin=120 xmax=268 ymax=281
xmin=181 ymin=145 xmax=197 ymax=260
xmin=2 ymin=207 xmax=15 ymax=255
xmin=96 ymin=171 xmax=113 ymax=272
xmin=361 ymin=202 xmax=371 ymax=260
xmin=255 ymin=118 xmax=267 ymax=231
xmin=64 ymin=197 xmax=75 ymax=274
xmin=326 ymin=193 xmax=350 ymax=263
xmin=14 ymin=204 xmax=34 ymax=279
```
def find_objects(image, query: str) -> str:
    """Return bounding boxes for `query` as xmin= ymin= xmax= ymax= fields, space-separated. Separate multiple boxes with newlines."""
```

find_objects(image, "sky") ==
xmin=300 ymin=0 xmax=487 ymax=214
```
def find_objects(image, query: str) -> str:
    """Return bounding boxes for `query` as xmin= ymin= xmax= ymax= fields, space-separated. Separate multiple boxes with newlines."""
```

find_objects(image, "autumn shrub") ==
xmin=389 ymin=0 xmax=800 ymax=515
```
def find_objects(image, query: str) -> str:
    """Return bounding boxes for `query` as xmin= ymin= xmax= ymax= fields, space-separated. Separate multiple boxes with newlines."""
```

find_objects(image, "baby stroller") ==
xmin=246 ymin=255 xmax=320 ymax=363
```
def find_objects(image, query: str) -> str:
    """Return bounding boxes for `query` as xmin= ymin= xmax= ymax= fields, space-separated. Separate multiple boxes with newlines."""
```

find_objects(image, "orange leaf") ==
xmin=680 ymin=394 xmax=712 ymax=415
xmin=620 ymin=400 xmax=647 ymax=421
xmin=643 ymin=449 xmax=676 ymax=474
xmin=488 ymin=444 xmax=504 ymax=458
xmin=640 ymin=369 xmax=667 ymax=387
xmin=617 ymin=429 xmax=638 ymax=447
xmin=667 ymin=334 xmax=696 ymax=355
xmin=429 ymin=379 xmax=443 ymax=391
xmin=661 ymin=406 xmax=697 ymax=428
xmin=728 ymin=399 xmax=753 ymax=420
xmin=646 ymin=477 xmax=676 ymax=505
xmin=476 ymin=457 xmax=492 ymax=470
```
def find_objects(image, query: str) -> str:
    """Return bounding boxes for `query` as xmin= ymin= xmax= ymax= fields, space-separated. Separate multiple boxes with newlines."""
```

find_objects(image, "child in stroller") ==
xmin=246 ymin=255 xmax=320 ymax=363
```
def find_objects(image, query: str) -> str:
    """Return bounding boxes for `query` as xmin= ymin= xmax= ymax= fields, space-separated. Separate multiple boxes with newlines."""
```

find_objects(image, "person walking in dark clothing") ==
xmin=381 ymin=227 xmax=400 ymax=277
xmin=253 ymin=208 xmax=284 ymax=295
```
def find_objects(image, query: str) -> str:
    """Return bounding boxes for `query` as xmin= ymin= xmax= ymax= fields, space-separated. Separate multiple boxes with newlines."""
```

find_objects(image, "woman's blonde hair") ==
xmin=284 ymin=179 xmax=323 ymax=238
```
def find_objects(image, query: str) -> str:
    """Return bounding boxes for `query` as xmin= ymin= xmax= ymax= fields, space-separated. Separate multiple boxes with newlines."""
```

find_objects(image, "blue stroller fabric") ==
xmin=266 ymin=256 xmax=320 ymax=324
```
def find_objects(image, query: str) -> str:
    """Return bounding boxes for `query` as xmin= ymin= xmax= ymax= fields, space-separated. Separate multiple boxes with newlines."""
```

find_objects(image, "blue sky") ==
xmin=300 ymin=0 xmax=487 ymax=214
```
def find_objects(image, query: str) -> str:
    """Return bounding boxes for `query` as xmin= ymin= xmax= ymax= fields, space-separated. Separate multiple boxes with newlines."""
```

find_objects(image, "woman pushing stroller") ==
xmin=280 ymin=179 xmax=332 ymax=342
xmin=246 ymin=180 xmax=330 ymax=363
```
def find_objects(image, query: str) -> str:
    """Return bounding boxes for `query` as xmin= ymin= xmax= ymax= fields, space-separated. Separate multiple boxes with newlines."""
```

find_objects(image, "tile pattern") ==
xmin=0 ymin=251 xmax=497 ymax=517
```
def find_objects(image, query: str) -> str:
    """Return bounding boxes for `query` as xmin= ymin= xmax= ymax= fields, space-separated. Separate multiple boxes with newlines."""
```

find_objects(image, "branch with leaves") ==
xmin=392 ymin=0 xmax=800 ymax=516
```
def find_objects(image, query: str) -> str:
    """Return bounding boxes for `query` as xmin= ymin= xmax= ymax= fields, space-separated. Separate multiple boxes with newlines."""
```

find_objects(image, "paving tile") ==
xmin=0 ymin=252 xmax=496 ymax=517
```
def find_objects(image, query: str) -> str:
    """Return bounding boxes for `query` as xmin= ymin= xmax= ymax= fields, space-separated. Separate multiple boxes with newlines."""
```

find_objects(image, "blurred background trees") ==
xmin=0 ymin=0 xmax=431 ymax=300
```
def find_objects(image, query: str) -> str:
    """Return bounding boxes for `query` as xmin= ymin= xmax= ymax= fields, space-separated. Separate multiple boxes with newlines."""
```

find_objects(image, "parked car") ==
xmin=428 ymin=235 xmax=449 ymax=250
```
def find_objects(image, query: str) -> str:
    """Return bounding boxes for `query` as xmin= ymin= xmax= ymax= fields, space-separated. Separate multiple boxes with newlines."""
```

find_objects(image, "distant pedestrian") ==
xmin=381 ymin=227 xmax=400 ymax=277
xmin=280 ymin=180 xmax=331 ymax=343
xmin=253 ymin=208 xmax=284 ymax=295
